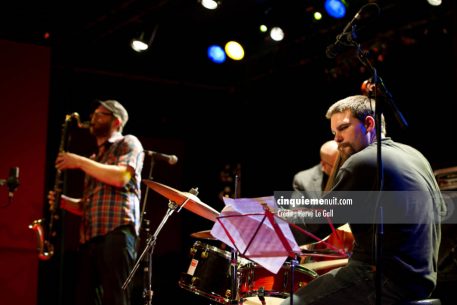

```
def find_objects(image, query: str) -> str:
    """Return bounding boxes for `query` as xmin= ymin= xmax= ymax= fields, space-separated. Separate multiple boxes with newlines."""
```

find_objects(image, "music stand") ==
xmin=211 ymin=196 xmax=301 ymax=305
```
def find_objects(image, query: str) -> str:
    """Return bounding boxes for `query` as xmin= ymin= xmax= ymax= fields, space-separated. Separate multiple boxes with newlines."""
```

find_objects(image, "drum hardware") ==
xmin=238 ymin=260 xmax=318 ymax=301
xmin=180 ymin=234 xmax=321 ymax=304
xmin=190 ymin=229 xmax=217 ymax=240
xmin=201 ymin=249 xmax=209 ymax=259
xmin=177 ymin=192 xmax=352 ymax=305
xmin=174 ymin=174 xmax=326 ymax=305
xmin=123 ymin=181 xmax=202 ymax=305
xmin=179 ymin=171 xmax=246 ymax=305
xmin=179 ymin=240 xmax=236 ymax=304
xmin=212 ymin=195 xmax=321 ymax=305
xmin=142 ymin=179 xmax=219 ymax=222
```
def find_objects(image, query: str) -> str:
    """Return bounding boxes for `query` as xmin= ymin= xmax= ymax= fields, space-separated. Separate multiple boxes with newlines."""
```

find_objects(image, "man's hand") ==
xmin=55 ymin=152 xmax=82 ymax=170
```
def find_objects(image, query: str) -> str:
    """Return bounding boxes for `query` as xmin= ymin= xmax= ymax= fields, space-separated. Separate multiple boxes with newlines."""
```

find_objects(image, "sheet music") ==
xmin=211 ymin=196 xmax=300 ymax=273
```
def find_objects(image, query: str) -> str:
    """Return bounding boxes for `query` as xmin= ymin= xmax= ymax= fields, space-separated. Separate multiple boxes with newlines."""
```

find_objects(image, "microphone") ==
xmin=6 ymin=167 xmax=20 ymax=199
xmin=326 ymin=32 xmax=355 ymax=59
xmin=326 ymin=3 xmax=380 ymax=59
xmin=144 ymin=150 xmax=178 ymax=165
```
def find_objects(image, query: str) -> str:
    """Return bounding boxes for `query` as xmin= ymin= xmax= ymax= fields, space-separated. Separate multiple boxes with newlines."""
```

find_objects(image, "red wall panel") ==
xmin=0 ymin=39 xmax=50 ymax=305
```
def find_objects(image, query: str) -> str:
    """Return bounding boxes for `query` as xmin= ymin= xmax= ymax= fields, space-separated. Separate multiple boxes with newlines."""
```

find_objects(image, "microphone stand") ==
xmin=351 ymin=29 xmax=408 ymax=305
xmin=0 ymin=167 xmax=20 ymax=206
xmin=0 ymin=177 xmax=9 ymax=206
xmin=142 ymin=219 xmax=153 ymax=305
xmin=138 ymin=153 xmax=155 ymax=304
xmin=139 ymin=153 xmax=155 ymax=232
xmin=229 ymin=173 xmax=241 ymax=305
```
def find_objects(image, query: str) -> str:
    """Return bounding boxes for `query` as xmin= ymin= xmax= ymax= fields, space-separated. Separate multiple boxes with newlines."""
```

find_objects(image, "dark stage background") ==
xmin=0 ymin=1 xmax=456 ymax=305
xmin=44 ymin=26 xmax=457 ymax=305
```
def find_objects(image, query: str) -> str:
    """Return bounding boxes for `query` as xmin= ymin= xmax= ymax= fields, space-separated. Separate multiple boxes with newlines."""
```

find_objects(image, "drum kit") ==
xmin=138 ymin=180 xmax=352 ymax=305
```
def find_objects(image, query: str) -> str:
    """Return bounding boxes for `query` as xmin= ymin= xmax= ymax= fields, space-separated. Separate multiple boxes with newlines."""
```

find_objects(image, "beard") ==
xmin=90 ymin=121 xmax=112 ymax=138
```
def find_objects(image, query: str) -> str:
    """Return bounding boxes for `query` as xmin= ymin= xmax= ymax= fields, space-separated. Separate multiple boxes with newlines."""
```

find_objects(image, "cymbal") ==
xmin=143 ymin=179 xmax=220 ymax=222
xmin=190 ymin=230 xmax=216 ymax=240
xmin=337 ymin=223 xmax=351 ymax=233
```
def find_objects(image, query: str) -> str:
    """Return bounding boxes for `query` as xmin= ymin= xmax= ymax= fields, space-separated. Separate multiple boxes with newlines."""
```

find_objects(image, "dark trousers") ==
xmin=75 ymin=225 xmax=137 ymax=305
xmin=279 ymin=260 xmax=415 ymax=305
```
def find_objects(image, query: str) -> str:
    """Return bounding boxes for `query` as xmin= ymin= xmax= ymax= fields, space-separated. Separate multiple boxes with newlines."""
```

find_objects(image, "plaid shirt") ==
xmin=81 ymin=132 xmax=144 ymax=243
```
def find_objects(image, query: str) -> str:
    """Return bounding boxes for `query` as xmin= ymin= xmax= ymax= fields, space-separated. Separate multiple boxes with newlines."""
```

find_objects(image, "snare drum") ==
xmin=238 ymin=262 xmax=318 ymax=299
xmin=179 ymin=241 xmax=238 ymax=304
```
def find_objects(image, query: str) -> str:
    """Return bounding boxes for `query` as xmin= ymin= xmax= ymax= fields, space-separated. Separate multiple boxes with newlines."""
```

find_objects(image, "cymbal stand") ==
xmin=177 ymin=187 xmax=199 ymax=213
xmin=138 ymin=154 xmax=155 ymax=304
xmin=123 ymin=187 xmax=199 ymax=305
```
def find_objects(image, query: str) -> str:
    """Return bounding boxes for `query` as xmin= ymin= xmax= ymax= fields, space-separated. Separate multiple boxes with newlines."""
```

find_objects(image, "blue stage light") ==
xmin=208 ymin=45 xmax=226 ymax=64
xmin=325 ymin=0 xmax=346 ymax=19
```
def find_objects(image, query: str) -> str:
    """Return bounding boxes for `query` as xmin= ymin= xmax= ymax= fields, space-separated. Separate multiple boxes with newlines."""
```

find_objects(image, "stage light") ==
xmin=131 ymin=37 xmax=149 ymax=52
xmin=130 ymin=26 xmax=158 ymax=53
xmin=270 ymin=26 xmax=284 ymax=42
xmin=225 ymin=41 xmax=244 ymax=60
xmin=325 ymin=0 xmax=346 ymax=19
xmin=313 ymin=12 xmax=323 ymax=21
xmin=200 ymin=0 xmax=220 ymax=10
xmin=208 ymin=45 xmax=226 ymax=64
xmin=427 ymin=0 xmax=442 ymax=6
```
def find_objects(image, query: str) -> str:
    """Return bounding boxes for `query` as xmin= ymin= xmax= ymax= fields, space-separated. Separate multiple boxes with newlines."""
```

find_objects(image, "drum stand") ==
xmin=122 ymin=188 xmax=199 ymax=305
xmin=288 ymin=256 xmax=299 ymax=305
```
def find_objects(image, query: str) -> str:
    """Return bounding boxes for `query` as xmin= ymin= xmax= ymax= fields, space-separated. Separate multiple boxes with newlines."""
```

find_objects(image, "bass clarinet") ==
xmin=29 ymin=112 xmax=89 ymax=260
